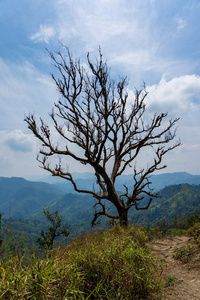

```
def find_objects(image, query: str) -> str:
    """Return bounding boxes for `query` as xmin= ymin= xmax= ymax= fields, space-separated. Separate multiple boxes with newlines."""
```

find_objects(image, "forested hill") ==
xmin=132 ymin=183 xmax=200 ymax=226
xmin=2 ymin=181 xmax=200 ymax=260
xmin=0 ymin=173 xmax=200 ymax=226
xmin=0 ymin=177 xmax=64 ymax=218
xmin=31 ymin=183 xmax=200 ymax=229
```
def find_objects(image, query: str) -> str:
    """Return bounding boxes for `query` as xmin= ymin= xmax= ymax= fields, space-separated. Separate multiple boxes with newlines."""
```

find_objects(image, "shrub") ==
xmin=173 ymin=245 xmax=192 ymax=262
xmin=187 ymin=222 xmax=200 ymax=239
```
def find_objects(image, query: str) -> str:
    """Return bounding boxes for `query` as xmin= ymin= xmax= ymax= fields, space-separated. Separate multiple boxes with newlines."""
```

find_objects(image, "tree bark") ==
xmin=118 ymin=207 xmax=128 ymax=227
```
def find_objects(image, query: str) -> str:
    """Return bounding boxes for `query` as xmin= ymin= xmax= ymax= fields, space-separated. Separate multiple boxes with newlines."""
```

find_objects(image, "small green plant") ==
xmin=36 ymin=209 xmax=70 ymax=250
xmin=165 ymin=275 xmax=177 ymax=287
xmin=173 ymin=245 xmax=192 ymax=261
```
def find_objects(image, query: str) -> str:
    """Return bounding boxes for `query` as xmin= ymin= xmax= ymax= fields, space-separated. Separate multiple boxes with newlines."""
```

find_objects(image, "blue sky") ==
xmin=0 ymin=0 xmax=200 ymax=179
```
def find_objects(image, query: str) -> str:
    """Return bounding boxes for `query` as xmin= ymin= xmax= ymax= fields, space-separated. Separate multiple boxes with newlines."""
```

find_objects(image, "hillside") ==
xmin=132 ymin=184 xmax=200 ymax=226
xmin=0 ymin=177 xmax=64 ymax=218
xmin=29 ymin=193 xmax=97 ymax=236
xmin=1 ymin=178 xmax=200 ymax=278
xmin=28 ymin=184 xmax=200 ymax=234
xmin=1 ymin=174 xmax=200 ymax=234
xmin=0 ymin=225 xmax=163 ymax=299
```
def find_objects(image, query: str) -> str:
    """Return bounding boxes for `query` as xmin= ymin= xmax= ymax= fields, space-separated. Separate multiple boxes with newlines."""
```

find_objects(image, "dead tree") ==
xmin=25 ymin=46 xmax=180 ymax=227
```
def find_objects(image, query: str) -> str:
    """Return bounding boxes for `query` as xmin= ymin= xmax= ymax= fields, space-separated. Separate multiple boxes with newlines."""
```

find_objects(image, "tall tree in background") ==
xmin=25 ymin=46 xmax=180 ymax=227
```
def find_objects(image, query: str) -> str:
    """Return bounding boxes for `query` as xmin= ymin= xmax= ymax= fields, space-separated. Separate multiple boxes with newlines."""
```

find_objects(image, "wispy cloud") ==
xmin=176 ymin=18 xmax=187 ymax=31
xmin=0 ymin=130 xmax=42 ymax=178
xmin=30 ymin=25 xmax=55 ymax=44
xmin=0 ymin=59 xmax=57 ymax=131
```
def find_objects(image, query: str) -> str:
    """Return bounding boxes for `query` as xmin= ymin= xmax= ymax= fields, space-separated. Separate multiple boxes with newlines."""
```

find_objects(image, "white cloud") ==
xmin=26 ymin=1 xmax=198 ymax=86
xmin=111 ymin=50 xmax=152 ymax=66
xmin=146 ymin=75 xmax=200 ymax=114
xmin=30 ymin=25 xmax=55 ymax=44
xmin=168 ymin=143 xmax=200 ymax=174
xmin=49 ymin=0 xmax=151 ymax=54
xmin=124 ymin=74 xmax=200 ymax=175
xmin=0 ymin=130 xmax=44 ymax=178
xmin=4 ymin=130 xmax=34 ymax=152
xmin=0 ymin=0 xmax=199 ymax=179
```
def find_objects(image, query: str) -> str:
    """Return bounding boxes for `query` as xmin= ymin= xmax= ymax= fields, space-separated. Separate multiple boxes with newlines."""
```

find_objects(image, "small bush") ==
xmin=173 ymin=245 xmax=192 ymax=262
xmin=145 ymin=227 xmax=163 ymax=240
xmin=155 ymin=219 xmax=170 ymax=236
xmin=167 ymin=228 xmax=187 ymax=237
xmin=187 ymin=222 xmax=200 ymax=239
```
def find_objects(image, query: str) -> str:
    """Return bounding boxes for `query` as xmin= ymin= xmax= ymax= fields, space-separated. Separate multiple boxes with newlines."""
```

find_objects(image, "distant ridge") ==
xmin=0 ymin=172 xmax=200 ymax=221
xmin=0 ymin=177 xmax=64 ymax=218
xmin=35 ymin=171 xmax=200 ymax=193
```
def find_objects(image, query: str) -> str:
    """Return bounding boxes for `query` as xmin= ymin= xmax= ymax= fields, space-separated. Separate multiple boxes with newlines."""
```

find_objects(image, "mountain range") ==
xmin=37 ymin=171 xmax=200 ymax=194
xmin=0 ymin=172 xmax=200 ymax=245
xmin=0 ymin=172 xmax=200 ymax=227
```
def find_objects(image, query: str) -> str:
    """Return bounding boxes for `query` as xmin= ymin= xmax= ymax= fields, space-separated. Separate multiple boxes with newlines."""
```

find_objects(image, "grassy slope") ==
xmin=0 ymin=225 xmax=162 ymax=300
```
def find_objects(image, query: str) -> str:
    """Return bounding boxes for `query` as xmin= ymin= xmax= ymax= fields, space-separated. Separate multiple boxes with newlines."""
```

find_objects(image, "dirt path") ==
xmin=150 ymin=236 xmax=200 ymax=299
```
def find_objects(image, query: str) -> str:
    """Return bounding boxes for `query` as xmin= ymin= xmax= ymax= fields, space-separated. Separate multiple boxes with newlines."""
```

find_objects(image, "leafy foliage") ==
xmin=165 ymin=275 xmax=177 ymax=287
xmin=1 ymin=218 xmax=42 ymax=262
xmin=155 ymin=219 xmax=170 ymax=236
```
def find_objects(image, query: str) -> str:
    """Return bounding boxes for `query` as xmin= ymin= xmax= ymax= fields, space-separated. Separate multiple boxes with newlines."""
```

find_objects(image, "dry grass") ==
xmin=0 ymin=225 xmax=162 ymax=299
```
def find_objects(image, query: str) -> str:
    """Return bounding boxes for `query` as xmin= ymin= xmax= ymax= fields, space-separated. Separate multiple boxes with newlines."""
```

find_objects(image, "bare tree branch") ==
xmin=25 ymin=46 xmax=181 ymax=227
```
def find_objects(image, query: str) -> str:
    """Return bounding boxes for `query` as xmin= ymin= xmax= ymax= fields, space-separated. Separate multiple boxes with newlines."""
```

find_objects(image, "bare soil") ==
xmin=150 ymin=236 xmax=200 ymax=299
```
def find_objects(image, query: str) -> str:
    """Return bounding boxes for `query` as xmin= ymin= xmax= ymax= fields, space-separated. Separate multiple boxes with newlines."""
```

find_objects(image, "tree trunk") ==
xmin=119 ymin=208 xmax=128 ymax=227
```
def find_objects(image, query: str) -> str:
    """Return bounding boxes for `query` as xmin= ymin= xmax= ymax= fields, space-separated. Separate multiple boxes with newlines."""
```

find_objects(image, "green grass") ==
xmin=173 ymin=245 xmax=192 ymax=261
xmin=0 ymin=225 xmax=162 ymax=299
xmin=165 ymin=275 xmax=177 ymax=287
